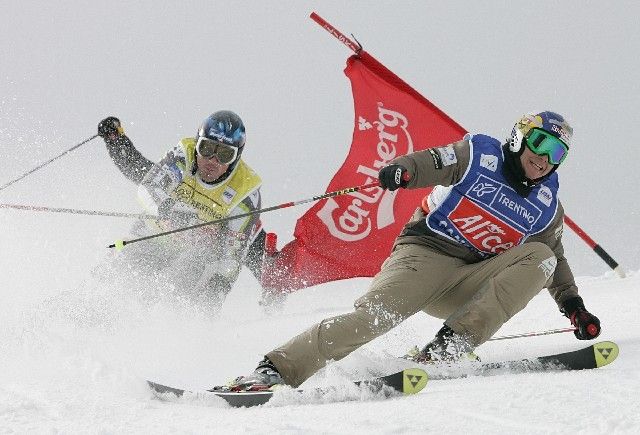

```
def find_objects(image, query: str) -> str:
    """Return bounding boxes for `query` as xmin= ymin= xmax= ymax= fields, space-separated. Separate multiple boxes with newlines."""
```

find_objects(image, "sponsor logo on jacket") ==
xmin=537 ymin=185 xmax=553 ymax=207
xmin=436 ymin=146 xmax=457 ymax=166
xmin=479 ymin=154 xmax=498 ymax=172
xmin=467 ymin=175 xmax=543 ymax=232
xmin=222 ymin=186 xmax=237 ymax=204
xmin=539 ymin=256 xmax=558 ymax=279
xmin=444 ymin=197 xmax=524 ymax=254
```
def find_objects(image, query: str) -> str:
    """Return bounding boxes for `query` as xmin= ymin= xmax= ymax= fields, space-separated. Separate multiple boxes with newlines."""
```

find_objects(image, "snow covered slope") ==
xmin=1 ymin=265 xmax=638 ymax=433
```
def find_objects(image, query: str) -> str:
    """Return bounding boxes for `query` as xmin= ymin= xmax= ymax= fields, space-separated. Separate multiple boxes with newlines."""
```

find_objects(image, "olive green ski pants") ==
xmin=267 ymin=241 xmax=556 ymax=387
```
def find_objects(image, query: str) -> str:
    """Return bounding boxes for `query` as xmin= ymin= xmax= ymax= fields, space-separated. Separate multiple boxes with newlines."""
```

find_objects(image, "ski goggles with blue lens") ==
xmin=196 ymin=137 xmax=238 ymax=164
xmin=524 ymin=128 xmax=569 ymax=165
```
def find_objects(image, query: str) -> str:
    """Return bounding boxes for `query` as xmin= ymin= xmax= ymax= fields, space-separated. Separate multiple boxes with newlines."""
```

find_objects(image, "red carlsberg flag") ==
xmin=264 ymin=52 xmax=466 ymax=291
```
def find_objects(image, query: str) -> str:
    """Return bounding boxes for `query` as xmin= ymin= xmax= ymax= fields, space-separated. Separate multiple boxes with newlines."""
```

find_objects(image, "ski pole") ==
xmin=0 ymin=202 xmax=157 ymax=220
xmin=108 ymin=182 xmax=381 ymax=250
xmin=489 ymin=327 xmax=576 ymax=342
xmin=310 ymin=12 xmax=362 ymax=54
xmin=0 ymin=134 xmax=99 ymax=193
xmin=563 ymin=215 xmax=625 ymax=278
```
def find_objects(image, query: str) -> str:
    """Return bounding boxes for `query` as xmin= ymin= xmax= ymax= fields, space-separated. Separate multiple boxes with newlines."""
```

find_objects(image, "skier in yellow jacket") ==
xmin=98 ymin=111 xmax=267 ymax=308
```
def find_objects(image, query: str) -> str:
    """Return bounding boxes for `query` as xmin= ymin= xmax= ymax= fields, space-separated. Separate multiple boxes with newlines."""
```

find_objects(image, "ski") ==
xmin=406 ymin=340 xmax=619 ymax=380
xmin=148 ymin=367 xmax=428 ymax=408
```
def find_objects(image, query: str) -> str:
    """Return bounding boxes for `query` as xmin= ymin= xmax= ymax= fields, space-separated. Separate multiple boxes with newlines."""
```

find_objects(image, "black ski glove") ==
xmin=561 ymin=296 xmax=601 ymax=340
xmin=98 ymin=116 xmax=124 ymax=140
xmin=378 ymin=164 xmax=409 ymax=191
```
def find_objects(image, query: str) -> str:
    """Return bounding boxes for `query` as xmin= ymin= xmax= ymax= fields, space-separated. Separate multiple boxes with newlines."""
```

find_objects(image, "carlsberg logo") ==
xmin=317 ymin=103 xmax=414 ymax=242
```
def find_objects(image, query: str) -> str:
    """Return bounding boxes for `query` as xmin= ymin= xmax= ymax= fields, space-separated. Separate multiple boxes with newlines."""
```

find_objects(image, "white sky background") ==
xmin=1 ymin=2 xmax=639 ymax=433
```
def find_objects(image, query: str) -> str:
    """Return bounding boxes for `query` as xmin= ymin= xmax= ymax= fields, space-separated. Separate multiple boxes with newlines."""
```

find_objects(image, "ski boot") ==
xmin=405 ymin=324 xmax=480 ymax=363
xmin=220 ymin=357 xmax=286 ymax=392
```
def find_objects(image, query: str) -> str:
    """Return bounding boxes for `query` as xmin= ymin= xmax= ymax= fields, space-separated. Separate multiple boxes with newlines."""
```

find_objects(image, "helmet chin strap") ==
xmin=503 ymin=139 xmax=559 ymax=194
xmin=502 ymin=143 xmax=535 ymax=196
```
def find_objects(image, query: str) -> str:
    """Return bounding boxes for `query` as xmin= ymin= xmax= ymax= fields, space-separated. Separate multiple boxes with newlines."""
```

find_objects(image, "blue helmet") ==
xmin=509 ymin=111 xmax=573 ymax=155
xmin=197 ymin=110 xmax=246 ymax=155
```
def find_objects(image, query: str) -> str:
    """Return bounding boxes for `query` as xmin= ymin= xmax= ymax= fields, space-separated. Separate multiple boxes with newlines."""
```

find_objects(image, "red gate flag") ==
xmin=263 ymin=51 xmax=466 ymax=291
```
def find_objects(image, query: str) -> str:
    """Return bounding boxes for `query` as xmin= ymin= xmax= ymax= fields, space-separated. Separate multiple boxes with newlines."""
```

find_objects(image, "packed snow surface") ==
xmin=1 ymin=265 xmax=638 ymax=433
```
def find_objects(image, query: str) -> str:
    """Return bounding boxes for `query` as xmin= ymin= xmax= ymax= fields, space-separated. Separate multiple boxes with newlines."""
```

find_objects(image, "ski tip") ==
xmin=593 ymin=341 xmax=619 ymax=368
xmin=402 ymin=368 xmax=428 ymax=394
xmin=147 ymin=380 xmax=185 ymax=398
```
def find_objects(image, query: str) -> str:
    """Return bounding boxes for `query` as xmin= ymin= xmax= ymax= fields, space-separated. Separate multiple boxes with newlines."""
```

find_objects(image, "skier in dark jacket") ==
xmin=229 ymin=110 xmax=602 ymax=389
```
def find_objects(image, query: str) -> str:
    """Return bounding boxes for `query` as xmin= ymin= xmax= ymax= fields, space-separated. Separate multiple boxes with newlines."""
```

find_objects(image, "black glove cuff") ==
xmin=560 ymin=296 xmax=585 ymax=317
xmin=104 ymin=134 xmax=131 ymax=148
